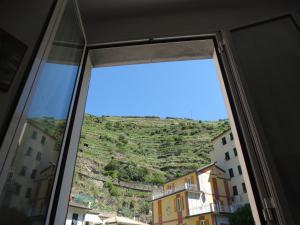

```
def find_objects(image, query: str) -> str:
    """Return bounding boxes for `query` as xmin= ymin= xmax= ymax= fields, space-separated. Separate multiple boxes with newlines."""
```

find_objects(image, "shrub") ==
xmin=229 ymin=204 xmax=255 ymax=225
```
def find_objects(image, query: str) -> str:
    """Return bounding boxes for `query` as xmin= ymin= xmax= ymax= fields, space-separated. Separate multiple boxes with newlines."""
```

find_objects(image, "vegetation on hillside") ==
xmin=71 ymin=114 xmax=229 ymax=222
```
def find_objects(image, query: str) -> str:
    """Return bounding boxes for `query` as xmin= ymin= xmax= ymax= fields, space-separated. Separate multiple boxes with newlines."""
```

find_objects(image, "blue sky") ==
xmin=28 ymin=63 xmax=77 ymax=119
xmin=85 ymin=59 xmax=228 ymax=121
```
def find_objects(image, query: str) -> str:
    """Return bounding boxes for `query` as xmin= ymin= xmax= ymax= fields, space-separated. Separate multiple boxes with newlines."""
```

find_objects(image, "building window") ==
xmin=232 ymin=186 xmax=238 ymax=196
xmin=72 ymin=213 xmax=79 ymax=225
xmin=25 ymin=147 xmax=33 ymax=156
xmin=242 ymin=183 xmax=247 ymax=193
xmin=228 ymin=168 xmax=234 ymax=178
xmin=221 ymin=137 xmax=227 ymax=145
xmin=225 ymin=152 xmax=230 ymax=160
xmin=237 ymin=165 xmax=242 ymax=175
xmin=230 ymin=132 xmax=234 ymax=140
xmin=36 ymin=152 xmax=42 ymax=161
xmin=176 ymin=198 xmax=182 ymax=211
xmin=15 ymin=184 xmax=21 ymax=196
xmin=31 ymin=169 xmax=37 ymax=179
xmin=20 ymin=166 xmax=27 ymax=176
xmin=233 ymin=148 xmax=238 ymax=156
xmin=31 ymin=131 xmax=37 ymax=139
xmin=41 ymin=136 xmax=46 ymax=145
xmin=25 ymin=188 xmax=32 ymax=198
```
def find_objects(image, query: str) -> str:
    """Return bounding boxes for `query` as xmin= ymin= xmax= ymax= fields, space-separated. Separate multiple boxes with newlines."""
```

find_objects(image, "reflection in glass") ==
xmin=0 ymin=0 xmax=84 ymax=224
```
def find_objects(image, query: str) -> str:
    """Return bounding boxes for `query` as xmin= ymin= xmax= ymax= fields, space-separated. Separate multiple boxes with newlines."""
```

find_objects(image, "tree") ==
xmin=229 ymin=204 xmax=255 ymax=225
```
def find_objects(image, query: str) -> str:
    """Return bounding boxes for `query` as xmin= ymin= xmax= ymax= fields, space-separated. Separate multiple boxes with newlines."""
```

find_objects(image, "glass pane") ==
xmin=0 ymin=0 xmax=84 ymax=224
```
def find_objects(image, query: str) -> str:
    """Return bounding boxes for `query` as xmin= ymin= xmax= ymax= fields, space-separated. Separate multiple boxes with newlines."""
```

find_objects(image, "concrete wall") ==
xmin=0 ymin=0 xmax=56 ymax=145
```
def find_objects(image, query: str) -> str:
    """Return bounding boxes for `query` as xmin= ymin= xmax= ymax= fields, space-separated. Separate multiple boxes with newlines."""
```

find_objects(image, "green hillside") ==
xmin=71 ymin=114 xmax=229 ymax=221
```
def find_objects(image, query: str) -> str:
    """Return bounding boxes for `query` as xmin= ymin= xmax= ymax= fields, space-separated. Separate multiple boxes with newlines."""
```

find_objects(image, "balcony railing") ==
xmin=189 ymin=203 xmax=235 ymax=215
xmin=152 ymin=183 xmax=198 ymax=200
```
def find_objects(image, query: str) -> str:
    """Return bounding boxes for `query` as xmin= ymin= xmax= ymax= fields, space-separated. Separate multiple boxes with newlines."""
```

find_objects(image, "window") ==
xmin=41 ymin=136 xmax=46 ymax=145
xmin=233 ymin=148 xmax=237 ymax=156
xmin=228 ymin=168 xmax=234 ymax=178
xmin=221 ymin=137 xmax=227 ymax=145
xmin=31 ymin=169 xmax=37 ymax=179
xmin=237 ymin=165 xmax=242 ymax=175
xmin=25 ymin=188 xmax=32 ymax=198
xmin=25 ymin=147 xmax=33 ymax=156
xmin=72 ymin=213 xmax=79 ymax=225
xmin=176 ymin=198 xmax=182 ymax=211
xmin=36 ymin=152 xmax=42 ymax=161
xmin=242 ymin=183 xmax=247 ymax=193
xmin=20 ymin=166 xmax=27 ymax=176
xmin=31 ymin=131 xmax=37 ymax=139
xmin=232 ymin=186 xmax=238 ymax=196
xmin=15 ymin=184 xmax=21 ymax=196
xmin=230 ymin=132 xmax=234 ymax=140
xmin=225 ymin=152 xmax=230 ymax=160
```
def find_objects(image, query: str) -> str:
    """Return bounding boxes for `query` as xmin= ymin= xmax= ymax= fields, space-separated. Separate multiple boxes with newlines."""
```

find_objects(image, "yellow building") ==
xmin=152 ymin=163 xmax=233 ymax=225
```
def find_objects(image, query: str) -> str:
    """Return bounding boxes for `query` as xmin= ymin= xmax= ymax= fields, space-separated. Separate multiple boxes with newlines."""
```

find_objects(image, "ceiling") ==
xmin=77 ymin=0 xmax=247 ymax=21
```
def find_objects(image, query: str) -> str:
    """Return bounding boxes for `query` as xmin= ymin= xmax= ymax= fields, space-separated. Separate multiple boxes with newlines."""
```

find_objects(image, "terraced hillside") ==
xmin=71 ymin=114 xmax=229 ymax=222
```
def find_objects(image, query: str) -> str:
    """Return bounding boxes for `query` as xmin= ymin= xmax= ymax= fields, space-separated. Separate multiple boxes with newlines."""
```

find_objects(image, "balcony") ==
xmin=152 ymin=183 xmax=198 ymax=200
xmin=189 ymin=203 xmax=235 ymax=215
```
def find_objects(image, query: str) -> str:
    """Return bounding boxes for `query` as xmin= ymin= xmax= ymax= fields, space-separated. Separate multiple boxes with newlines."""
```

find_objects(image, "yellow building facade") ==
xmin=152 ymin=164 xmax=232 ymax=225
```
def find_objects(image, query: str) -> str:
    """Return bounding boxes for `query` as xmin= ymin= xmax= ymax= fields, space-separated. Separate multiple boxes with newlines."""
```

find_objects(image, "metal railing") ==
xmin=189 ymin=203 xmax=235 ymax=215
xmin=152 ymin=183 xmax=198 ymax=200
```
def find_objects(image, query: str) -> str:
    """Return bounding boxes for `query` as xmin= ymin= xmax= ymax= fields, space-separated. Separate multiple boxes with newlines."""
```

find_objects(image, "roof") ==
xmin=104 ymin=216 xmax=148 ymax=225
xmin=196 ymin=163 xmax=226 ymax=173
xmin=69 ymin=201 xmax=91 ymax=210
xmin=85 ymin=213 xmax=103 ymax=223
xmin=99 ymin=211 xmax=118 ymax=219
xmin=211 ymin=128 xmax=231 ymax=142
xmin=164 ymin=170 xmax=198 ymax=185
xmin=163 ymin=163 xmax=226 ymax=185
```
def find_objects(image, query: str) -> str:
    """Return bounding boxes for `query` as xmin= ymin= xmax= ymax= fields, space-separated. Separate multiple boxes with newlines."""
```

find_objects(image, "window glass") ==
xmin=232 ymin=186 xmax=238 ymax=196
xmin=242 ymin=183 xmax=247 ymax=193
xmin=41 ymin=136 xmax=46 ymax=145
xmin=225 ymin=152 xmax=230 ymax=160
xmin=221 ymin=137 xmax=227 ymax=145
xmin=237 ymin=165 xmax=242 ymax=175
xmin=228 ymin=168 xmax=234 ymax=178
xmin=233 ymin=148 xmax=237 ymax=156
xmin=0 ymin=1 xmax=84 ymax=224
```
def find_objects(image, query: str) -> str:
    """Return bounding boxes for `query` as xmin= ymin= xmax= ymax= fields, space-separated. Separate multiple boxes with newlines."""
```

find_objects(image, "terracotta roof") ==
xmin=104 ymin=216 xmax=148 ymax=225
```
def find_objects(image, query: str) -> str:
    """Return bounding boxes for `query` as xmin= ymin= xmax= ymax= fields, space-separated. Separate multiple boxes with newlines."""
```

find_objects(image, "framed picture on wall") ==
xmin=0 ymin=27 xmax=27 ymax=92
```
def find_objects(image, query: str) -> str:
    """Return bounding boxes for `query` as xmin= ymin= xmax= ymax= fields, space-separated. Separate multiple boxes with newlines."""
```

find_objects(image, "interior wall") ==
xmin=81 ymin=2 xmax=299 ymax=44
xmin=0 ymin=0 xmax=57 ymax=146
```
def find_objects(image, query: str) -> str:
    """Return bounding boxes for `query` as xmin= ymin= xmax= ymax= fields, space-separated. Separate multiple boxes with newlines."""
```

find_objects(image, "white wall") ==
xmin=211 ymin=130 xmax=249 ymax=206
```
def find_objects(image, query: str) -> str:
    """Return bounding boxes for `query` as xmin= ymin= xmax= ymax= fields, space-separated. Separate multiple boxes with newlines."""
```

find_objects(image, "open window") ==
xmin=54 ymin=38 xmax=264 ymax=225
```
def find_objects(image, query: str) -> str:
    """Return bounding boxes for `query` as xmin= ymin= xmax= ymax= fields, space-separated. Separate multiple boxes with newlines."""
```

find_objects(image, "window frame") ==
xmin=5 ymin=13 xmax=299 ymax=225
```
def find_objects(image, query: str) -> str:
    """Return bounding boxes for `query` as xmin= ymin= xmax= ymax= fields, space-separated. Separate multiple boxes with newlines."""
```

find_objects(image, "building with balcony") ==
xmin=210 ymin=129 xmax=249 ymax=207
xmin=152 ymin=164 xmax=234 ymax=225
